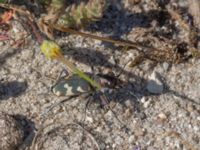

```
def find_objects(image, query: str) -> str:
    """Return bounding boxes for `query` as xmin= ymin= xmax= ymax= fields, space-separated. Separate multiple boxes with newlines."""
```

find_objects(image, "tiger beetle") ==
xmin=48 ymin=70 xmax=127 ymax=129
xmin=51 ymin=71 xmax=120 ymax=97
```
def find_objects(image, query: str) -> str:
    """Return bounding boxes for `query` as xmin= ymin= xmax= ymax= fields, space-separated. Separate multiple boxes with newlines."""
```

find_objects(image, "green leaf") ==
xmin=40 ymin=40 xmax=101 ymax=90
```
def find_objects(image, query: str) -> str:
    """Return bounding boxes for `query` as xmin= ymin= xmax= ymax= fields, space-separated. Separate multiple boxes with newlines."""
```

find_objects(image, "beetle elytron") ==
xmin=52 ymin=72 xmax=121 ymax=98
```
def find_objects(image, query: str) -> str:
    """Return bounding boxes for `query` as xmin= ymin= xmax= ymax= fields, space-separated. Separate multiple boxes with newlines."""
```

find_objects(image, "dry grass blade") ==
xmin=50 ymin=23 xmax=165 ymax=53
xmin=51 ymin=23 xmax=182 ymax=63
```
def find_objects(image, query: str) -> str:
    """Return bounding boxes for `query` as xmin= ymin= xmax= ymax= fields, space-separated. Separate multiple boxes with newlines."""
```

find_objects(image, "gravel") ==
xmin=0 ymin=112 xmax=24 ymax=150
xmin=0 ymin=0 xmax=199 ymax=150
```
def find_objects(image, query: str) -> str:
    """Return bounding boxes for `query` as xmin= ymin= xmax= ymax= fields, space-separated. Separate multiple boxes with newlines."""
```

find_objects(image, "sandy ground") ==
xmin=0 ymin=0 xmax=200 ymax=150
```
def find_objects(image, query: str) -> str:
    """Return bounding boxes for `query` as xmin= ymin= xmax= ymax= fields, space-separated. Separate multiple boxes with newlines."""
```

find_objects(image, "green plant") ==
xmin=40 ymin=40 xmax=101 ymax=90
xmin=0 ymin=0 xmax=6 ymax=3
xmin=44 ymin=0 xmax=107 ymax=28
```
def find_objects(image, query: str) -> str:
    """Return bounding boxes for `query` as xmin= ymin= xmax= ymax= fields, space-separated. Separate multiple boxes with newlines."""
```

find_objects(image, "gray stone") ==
xmin=146 ymin=71 xmax=164 ymax=94
xmin=162 ymin=62 xmax=169 ymax=71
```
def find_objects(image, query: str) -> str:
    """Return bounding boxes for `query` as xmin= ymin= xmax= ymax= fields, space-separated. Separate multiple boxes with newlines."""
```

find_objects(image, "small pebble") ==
xmin=146 ymin=71 xmax=164 ymax=94
xmin=109 ymin=55 xmax=116 ymax=65
xmin=99 ymin=143 xmax=106 ymax=150
xmin=134 ymin=127 xmax=146 ymax=137
xmin=0 ymin=42 xmax=4 ymax=46
xmin=187 ymin=104 xmax=195 ymax=113
xmin=85 ymin=116 xmax=93 ymax=123
xmin=162 ymin=62 xmax=169 ymax=71
xmin=140 ymin=97 xmax=146 ymax=103
xmin=143 ymin=100 xmax=151 ymax=108
xmin=128 ymin=135 xmax=136 ymax=144
xmin=193 ymin=126 xmax=199 ymax=132
xmin=158 ymin=113 xmax=167 ymax=119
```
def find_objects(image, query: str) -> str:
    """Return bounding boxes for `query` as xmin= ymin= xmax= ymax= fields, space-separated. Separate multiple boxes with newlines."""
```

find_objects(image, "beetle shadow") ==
xmin=85 ymin=73 xmax=199 ymax=120
xmin=161 ymin=76 xmax=200 ymax=105
xmin=0 ymin=80 xmax=28 ymax=100
xmin=62 ymin=46 xmax=114 ymax=67
xmin=61 ymin=44 xmax=200 ymax=111
xmin=62 ymin=46 xmax=140 ymax=78
xmin=109 ymin=76 xmax=200 ymax=109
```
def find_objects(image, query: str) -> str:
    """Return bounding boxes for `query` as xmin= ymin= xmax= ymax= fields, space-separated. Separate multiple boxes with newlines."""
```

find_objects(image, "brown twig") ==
xmin=50 ymin=23 xmax=167 ymax=53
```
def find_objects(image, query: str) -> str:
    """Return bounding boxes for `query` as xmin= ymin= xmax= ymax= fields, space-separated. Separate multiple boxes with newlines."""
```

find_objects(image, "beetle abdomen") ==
xmin=52 ymin=75 xmax=92 ymax=96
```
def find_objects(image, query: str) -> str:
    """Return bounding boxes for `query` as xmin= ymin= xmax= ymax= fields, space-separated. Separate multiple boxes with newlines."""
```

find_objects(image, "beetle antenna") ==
xmin=100 ymin=92 xmax=129 ymax=132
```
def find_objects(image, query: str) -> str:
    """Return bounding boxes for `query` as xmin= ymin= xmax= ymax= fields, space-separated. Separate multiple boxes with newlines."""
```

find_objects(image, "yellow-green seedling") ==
xmin=40 ymin=40 xmax=101 ymax=90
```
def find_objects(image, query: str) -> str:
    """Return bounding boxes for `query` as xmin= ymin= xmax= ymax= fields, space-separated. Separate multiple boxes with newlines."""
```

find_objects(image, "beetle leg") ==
xmin=78 ymin=94 xmax=93 ymax=147
xmin=99 ymin=92 xmax=129 ymax=131
xmin=79 ymin=93 xmax=93 ymax=126
xmin=41 ymin=95 xmax=79 ymax=117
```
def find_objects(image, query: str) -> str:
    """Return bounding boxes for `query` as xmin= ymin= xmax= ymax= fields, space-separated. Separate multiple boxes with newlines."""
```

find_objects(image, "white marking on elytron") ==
xmin=52 ymin=88 xmax=58 ymax=95
xmin=55 ymin=91 xmax=61 ymax=96
xmin=77 ymin=86 xmax=86 ymax=92
xmin=64 ymin=83 xmax=73 ymax=95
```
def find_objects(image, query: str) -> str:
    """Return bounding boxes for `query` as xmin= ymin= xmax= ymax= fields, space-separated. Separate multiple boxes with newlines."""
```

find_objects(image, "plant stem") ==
xmin=58 ymin=54 xmax=101 ymax=90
